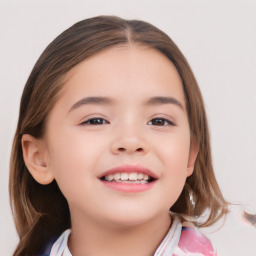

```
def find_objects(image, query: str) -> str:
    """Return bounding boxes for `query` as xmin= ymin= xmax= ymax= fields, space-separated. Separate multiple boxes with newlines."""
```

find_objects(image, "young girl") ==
xmin=9 ymin=15 xmax=228 ymax=256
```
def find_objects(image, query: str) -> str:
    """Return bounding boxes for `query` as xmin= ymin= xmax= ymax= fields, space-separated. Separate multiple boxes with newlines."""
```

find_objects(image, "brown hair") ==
xmin=9 ymin=15 xmax=228 ymax=255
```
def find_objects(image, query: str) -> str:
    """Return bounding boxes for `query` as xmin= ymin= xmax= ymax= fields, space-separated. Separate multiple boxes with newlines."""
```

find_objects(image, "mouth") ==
xmin=100 ymin=172 xmax=156 ymax=184
xmin=98 ymin=164 xmax=158 ymax=192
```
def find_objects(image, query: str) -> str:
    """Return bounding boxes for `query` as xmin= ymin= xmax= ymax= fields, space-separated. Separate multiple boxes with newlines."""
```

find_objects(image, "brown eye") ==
xmin=148 ymin=118 xmax=174 ymax=126
xmin=81 ymin=118 xmax=108 ymax=125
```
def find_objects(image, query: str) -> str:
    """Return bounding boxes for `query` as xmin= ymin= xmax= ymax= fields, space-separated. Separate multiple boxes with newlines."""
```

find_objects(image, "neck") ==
xmin=68 ymin=211 xmax=172 ymax=256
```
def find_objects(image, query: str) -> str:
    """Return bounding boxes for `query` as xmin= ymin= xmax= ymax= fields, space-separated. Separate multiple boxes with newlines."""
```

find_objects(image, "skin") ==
xmin=22 ymin=45 xmax=198 ymax=256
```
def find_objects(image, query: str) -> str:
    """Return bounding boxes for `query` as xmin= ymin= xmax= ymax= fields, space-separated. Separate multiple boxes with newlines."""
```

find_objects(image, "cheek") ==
xmin=155 ymin=130 xmax=190 ymax=205
xmin=157 ymin=129 xmax=191 ymax=171
xmin=46 ymin=128 xmax=107 ymax=195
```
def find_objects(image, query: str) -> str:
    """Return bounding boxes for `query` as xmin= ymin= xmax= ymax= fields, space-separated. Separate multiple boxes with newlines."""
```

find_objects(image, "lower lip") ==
xmin=100 ymin=180 xmax=156 ymax=193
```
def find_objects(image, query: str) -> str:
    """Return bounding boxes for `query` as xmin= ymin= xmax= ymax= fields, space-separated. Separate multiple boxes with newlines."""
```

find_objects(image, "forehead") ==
xmin=55 ymin=45 xmax=186 ymax=110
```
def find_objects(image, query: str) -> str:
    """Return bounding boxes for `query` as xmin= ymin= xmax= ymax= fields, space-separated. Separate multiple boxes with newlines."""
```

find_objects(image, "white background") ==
xmin=0 ymin=0 xmax=255 ymax=255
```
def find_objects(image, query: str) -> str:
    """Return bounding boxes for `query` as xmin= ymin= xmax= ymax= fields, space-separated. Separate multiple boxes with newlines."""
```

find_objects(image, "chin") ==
xmin=100 ymin=206 xmax=163 ymax=228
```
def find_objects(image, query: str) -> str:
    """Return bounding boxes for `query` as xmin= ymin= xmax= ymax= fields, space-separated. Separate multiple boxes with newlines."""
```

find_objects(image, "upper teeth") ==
xmin=104 ymin=172 xmax=150 ymax=181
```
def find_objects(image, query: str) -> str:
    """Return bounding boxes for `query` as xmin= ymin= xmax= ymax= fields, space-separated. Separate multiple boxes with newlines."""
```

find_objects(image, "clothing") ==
xmin=47 ymin=215 xmax=216 ymax=256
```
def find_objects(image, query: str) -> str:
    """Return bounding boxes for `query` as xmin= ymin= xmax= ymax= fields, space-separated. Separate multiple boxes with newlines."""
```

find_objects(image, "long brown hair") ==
xmin=9 ymin=15 xmax=228 ymax=255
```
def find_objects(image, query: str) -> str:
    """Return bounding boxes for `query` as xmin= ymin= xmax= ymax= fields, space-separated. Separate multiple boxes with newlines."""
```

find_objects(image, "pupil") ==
xmin=92 ymin=119 xmax=102 ymax=124
xmin=154 ymin=119 xmax=164 ymax=125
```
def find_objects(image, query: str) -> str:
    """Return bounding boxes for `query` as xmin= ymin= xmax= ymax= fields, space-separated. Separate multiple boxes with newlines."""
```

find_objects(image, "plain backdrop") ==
xmin=1 ymin=0 xmax=255 ymax=255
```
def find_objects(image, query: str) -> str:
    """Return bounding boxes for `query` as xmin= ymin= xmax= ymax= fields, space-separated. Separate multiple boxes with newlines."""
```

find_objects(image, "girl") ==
xmin=9 ymin=15 xmax=228 ymax=256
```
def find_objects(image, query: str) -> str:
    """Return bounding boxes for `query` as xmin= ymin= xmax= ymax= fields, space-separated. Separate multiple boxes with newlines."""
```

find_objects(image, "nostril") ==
xmin=117 ymin=147 xmax=144 ymax=152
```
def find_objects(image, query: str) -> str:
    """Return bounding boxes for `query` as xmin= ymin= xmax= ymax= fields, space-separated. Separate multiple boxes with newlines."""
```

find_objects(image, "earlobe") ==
xmin=21 ymin=134 xmax=54 ymax=185
xmin=186 ymin=140 xmax=199 ymax=177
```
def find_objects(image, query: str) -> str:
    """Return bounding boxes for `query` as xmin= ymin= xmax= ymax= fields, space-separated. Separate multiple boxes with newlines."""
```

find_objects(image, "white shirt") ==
xmin=49 ymin=214 xmax=218 ymax=256
xmin=50 ymin=216 xmax=183 ymax=256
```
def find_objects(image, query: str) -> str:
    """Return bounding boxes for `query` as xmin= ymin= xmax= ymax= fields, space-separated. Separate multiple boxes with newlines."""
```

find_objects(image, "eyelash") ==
xmin=81 ymin=118 xmax=109 ymax=125
xmin=148 ymin=118 xmax=175 ymax=126
xmin=80 ymin=117 xmax=175 ymax=126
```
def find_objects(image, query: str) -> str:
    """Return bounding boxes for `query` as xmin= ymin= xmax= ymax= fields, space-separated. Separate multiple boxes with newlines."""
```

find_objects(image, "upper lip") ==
xmin=99 ymin=164 xmax=159 ymax=179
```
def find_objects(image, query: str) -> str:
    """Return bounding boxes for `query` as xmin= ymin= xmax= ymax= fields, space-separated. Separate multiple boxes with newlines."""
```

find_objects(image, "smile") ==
xmin=98 ymin=164 xmax=158 ymax=192
xmin=103 ymin=172 xmax=151 ymax=183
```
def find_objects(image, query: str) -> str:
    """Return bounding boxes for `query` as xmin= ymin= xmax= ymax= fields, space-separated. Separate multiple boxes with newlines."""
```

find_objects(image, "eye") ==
xmin=80 ymin=118 xmax=109 ymax=125
xmin=148 ymin=118 xmax=175 ymax=126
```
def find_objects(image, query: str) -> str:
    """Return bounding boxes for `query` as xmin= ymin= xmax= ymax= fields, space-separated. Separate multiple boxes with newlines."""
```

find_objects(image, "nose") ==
xmin=110 ymin=126 xmax=149 ymax=155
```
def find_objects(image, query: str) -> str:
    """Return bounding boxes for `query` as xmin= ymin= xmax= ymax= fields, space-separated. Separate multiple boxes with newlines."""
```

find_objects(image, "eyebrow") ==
xmin=145 ymin=96 xmax=184 ymax=110
xmin=68 ymin=96 xmax=184 ymax=113
xmin=68 ymin=97 xmax=115 ymax=113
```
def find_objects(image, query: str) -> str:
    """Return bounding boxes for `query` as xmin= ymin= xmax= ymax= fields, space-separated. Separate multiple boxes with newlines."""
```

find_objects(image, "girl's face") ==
xmin=44 ymin=45 xmax=197 ymax=226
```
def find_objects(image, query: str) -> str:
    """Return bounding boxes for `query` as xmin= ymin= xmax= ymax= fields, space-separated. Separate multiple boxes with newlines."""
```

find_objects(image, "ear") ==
xmin=21 ymin=134 xmax=54 ymax=185
xmin=186 ymin=139 xmax=199 ymax=177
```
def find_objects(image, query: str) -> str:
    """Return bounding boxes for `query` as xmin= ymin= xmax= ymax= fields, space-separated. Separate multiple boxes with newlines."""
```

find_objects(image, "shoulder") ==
xmin=174 ymin=222 xmax=217 ymax=256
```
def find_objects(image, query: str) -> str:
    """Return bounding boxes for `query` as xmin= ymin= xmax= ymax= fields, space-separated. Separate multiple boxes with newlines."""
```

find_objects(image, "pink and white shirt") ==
xmin=49 ymin=215 xmax=216 ymax=256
